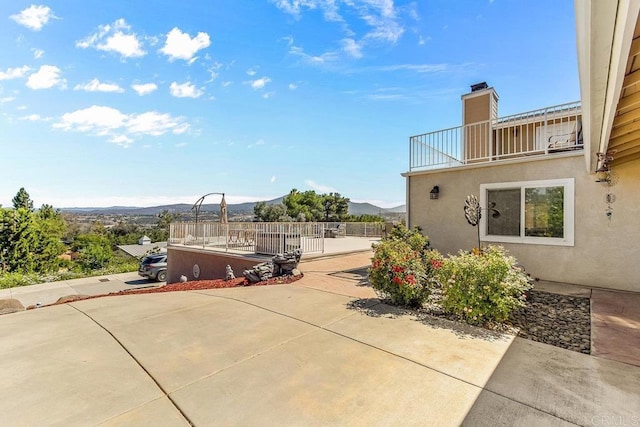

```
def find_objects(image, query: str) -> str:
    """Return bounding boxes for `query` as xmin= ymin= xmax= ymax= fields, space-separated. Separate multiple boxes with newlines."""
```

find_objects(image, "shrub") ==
xmin=385 ymin=224 xmax=430 ymax=252
xmin=0 ymin=272 xmax=40 ymax=289
xmin=369 ymin=239 xmax=430 ymax=307
xmin=436 ymin=246 xmax=532 ymax=324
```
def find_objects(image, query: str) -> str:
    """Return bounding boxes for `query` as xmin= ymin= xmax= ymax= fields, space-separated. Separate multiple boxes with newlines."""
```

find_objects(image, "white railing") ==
xmin=409 ymin=101 xmax=582 ymax=171
xmin=323 ymin=222 xmax=385 ymax=237
xmin=169 ymin=221 xmax=386 ymax=256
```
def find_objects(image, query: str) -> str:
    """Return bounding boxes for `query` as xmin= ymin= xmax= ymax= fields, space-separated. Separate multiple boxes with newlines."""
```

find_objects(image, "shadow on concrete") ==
xmin=346 ymin=298 xmax=511 ymax=342
xmin=124 ymin=279 xmax=155 ymax=286
xmin=329 ymin=267 xmax=370 ymax=287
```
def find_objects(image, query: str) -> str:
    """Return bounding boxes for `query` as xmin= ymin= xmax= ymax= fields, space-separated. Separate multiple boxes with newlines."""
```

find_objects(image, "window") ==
xmin=480 ymin=178 xmax=574 ymax=246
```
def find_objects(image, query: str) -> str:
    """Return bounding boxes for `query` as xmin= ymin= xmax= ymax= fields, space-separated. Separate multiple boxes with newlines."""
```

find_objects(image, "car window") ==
xmin=142 ymin=255 xmax=166 ymax=264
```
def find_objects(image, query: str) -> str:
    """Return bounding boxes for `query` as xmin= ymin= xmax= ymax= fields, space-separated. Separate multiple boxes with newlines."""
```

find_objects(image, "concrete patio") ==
xmin=0 ymin=252 xmax=638 ymax=426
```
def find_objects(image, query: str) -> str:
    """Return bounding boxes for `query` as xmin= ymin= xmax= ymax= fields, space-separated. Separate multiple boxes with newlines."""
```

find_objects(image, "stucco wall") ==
xmin=166 ymin=247 xmax=268 ymax=284
xmin=407 ymin=154 xmax=640 ymax=292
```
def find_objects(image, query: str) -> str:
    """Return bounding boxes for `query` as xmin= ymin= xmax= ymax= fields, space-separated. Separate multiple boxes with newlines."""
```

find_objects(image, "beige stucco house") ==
xmin=403 ymin=0 xmax=640 ymax=292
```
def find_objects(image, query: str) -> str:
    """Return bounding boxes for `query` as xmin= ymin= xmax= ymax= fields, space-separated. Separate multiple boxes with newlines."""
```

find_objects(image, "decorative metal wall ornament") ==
xmin=464 ymin=195 xmax=482 ymax=249
xmin=464 ymin=195 xmax=501 ymax=249
xmin=595 ymin=151 xmax=617 ymax=220
xmin=464 ymin=195 xmax=481 ymax=226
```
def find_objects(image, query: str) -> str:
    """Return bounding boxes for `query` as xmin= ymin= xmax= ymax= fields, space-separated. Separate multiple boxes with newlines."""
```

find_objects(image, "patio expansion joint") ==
xmin=68 ymin=304 xmax=194 ymax=427
xmin=190 ymin=291 xmax=581 ymax=426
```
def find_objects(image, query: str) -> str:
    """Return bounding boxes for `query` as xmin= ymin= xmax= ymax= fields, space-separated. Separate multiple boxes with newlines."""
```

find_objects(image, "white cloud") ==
xmin=19 ymin=114 xmax=42 ymax=121
xmin=55 ymin=106 xmax=127 ymax=134
xmin=273 ymin=0 xmax=341 ymax=21
xmin=53 ymin=105 xmax=190 ymax=146
xmin=249 ymin=77 xmax=271 ymax=90
xmin=275 ymin=0 xmax=407 ymax=60
xmin=160 ymin=28 xmax=210 ymax=62
xmin=175 ymin=142 xmax=187 ymax=148
xmin=76 ymin=19 xmax=145 ymax=59
xmin=377 ymin=63 xmax=447 ymax=73
xmin=131 ymin=83 xmax=158 ymax=96
xmin=248 ymin=138 xmax=266 ymax=149
xmin=270 ymin=176 xmax=276 ymax=183
xmin=305 ymin=179 xmax=338 ymax=193
xmin=26 ymin=65 xmax=66 ymax=89
xmin=109 ymin=135 xmax=133 ymax=146
xmin=289 ymin=45 xmax=339 ymax=65
xmin=32 ymin=48 xmax=45 ymax=58
xmin=288 ymin=83 xmax=298 ymax=90
xmin=17 ymin=105 xmax=28 ymax=110
xmin=0 ymin=66 xmax=31 ymax=80
xmin=169 ymin=81 xmax=203 ymax=98
xmin=262 ymin=92 xmax=274 ymax=99
xmin=10 ymin=5 xmax=56 ymax=31
xmin=0 ymin=97 xmax=16 ymax=103
xmin=246 ymin=68 xmax=257 ymax=76
xmin=127 ymin=112 xmax=189 ymax=135
xmin=342 ymin=38 xmax=363 ymax=58
xmin=74 ymin=78 xmax=124 ymax=93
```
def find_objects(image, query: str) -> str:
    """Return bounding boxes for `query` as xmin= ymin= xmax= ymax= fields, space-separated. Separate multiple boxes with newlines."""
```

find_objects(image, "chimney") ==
xmin=462 ymin=82 xmax=499 ymax=126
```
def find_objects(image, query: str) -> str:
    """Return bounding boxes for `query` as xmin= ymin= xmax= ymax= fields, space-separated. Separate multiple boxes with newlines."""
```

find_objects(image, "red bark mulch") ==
xmin=127 ymin=275 xmax=302 ymax=294
xmin=28 ymin=274 xmax=303 ymax=310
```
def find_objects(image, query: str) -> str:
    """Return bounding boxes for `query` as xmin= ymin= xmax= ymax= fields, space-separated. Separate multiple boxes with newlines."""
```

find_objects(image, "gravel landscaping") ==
xmin=342 ymin=267 xmax=592 ymax=354
xmin=508 ymin=290 xmax=591 ymax=354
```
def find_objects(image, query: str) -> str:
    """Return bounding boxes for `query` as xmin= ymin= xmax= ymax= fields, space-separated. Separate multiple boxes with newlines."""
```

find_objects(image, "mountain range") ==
xmin=61 ymin=197 xmax=406 ymax=216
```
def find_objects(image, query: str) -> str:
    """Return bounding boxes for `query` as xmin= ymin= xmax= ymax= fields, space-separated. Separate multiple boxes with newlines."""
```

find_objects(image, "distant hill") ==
xmin=385 ymin=204 xmax=406 ymax=213
xmin=61 ymin=196 xmax=405 ymax=216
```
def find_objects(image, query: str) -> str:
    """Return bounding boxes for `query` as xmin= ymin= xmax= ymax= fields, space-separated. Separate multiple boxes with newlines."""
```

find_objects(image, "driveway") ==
xmin=0 ymin=253 xmax=638 ymax=426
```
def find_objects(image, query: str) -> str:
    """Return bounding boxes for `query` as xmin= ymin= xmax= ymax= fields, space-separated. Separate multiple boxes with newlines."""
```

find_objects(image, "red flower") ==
xmin=430 ymin=259 xmax=443 ymax=269
xmin=392 ymin=277 xmax=403 ymax=286
xmin=392 ymin=265 xmax=404 ymax=273
xmin=405 ymin=274 xmax=416 ymax=284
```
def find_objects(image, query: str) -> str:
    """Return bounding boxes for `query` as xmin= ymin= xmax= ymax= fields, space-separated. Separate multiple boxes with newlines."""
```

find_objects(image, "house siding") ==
xmin=406 ymin=154 xmax=640 ymax=292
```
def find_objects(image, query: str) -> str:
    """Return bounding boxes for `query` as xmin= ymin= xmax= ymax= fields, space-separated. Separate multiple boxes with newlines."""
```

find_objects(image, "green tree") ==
xmin=150 ymin=209 xmax=179 ymax=241
xmin=108 ymin=221 xmax=141 ymax=245
xmin=12 ymin=187 xmax=34 ymax=211
xmin=73 ymin=234 xmax=113 ymax=271
xmin=283 ymin=189 xmax=324 ymax=221
xmin=253 ymin=202 xmax=289 ymax=222
xmin=0 ymin=208 xmax=36 ymax=273
xmin=33 ymin=204 xmax=66 ymax=273
xmin=321 ymin=192 xmax=350 ymax=221
xmin=346 ymin=214 xmax=385 ymax=222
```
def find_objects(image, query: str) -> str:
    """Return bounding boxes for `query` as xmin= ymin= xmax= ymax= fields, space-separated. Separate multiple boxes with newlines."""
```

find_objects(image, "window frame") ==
xmin=479 ymin=178 xmax=574 ymax=246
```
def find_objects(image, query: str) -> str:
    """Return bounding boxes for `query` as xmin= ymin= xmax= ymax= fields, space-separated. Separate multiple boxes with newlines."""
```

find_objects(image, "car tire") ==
xmin=156 ymin=270 xmax=167 ymax=282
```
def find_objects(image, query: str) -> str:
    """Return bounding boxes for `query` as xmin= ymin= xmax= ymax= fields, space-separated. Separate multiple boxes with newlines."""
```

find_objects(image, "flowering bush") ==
xmin=369 ymin=239 xmax=430 ymax=307
xmin=423 ymin=249 xmax=445 ymax=284
xmin=386 ymin=224 xmax=430 ymax=252
xmin=436 ymin=246 xmax=532 ymax=324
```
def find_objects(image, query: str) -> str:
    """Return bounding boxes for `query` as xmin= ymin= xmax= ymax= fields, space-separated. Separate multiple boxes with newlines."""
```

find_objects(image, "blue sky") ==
xmin=0 ymin=0 xmax=579 ymax=209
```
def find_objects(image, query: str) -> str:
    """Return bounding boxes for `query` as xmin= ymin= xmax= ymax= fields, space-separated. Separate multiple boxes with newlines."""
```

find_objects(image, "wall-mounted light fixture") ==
xmin=430 ymin=186 xmax=440 ymax=200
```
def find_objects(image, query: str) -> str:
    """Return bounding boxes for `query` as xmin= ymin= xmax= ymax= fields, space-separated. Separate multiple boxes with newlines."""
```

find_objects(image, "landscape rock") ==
xmin=225 ymin=265 xmax=236 ymax=280
xmin=0 ymin=299 xmax=25 ymax=315
xmin=243 ymin=249 xmax=302 ymax=283
xmin=56 ymin=294 xmax=88 ymax=304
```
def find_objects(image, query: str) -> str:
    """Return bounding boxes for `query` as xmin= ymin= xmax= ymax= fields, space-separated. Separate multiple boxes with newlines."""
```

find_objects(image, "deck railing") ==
xmin=409 ymin=101 xmax=582 ymax=171
xmin=169 ymin=222 xmax=385 ymax=256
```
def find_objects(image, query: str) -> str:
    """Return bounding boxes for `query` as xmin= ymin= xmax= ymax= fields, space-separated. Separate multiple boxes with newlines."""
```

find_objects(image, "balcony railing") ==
xmin=409 ymin=101 xmax=582 ymax=171
xmin=169 ymin=221 xmax=385 ymax=256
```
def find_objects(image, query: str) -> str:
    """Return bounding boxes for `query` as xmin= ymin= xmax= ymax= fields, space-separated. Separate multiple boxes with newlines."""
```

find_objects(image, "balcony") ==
xmin=409 ymin=101 xmax=583 ymax=171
